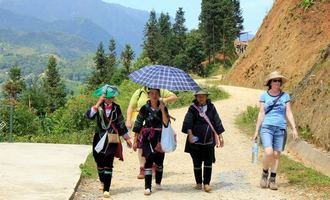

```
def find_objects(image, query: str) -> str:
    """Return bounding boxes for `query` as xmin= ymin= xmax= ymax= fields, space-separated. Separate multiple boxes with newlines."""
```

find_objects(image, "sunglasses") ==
xmin=272 ymin=79 xmax=282 ymax=83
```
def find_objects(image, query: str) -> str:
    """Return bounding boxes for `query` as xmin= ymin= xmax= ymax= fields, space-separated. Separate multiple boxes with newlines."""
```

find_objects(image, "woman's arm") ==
xmin=253 ymin=102 xmax=266 ymax=140
xmin=286 ymin=102 xmax=298 ymax=140
xmin=160 ymin=102 xmax=169 ymax=126
xmin=126 ymin=104 xmax=135 ymax=128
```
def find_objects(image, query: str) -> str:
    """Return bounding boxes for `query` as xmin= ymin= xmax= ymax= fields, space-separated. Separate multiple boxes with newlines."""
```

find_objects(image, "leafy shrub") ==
xmin=235 ymin=105 xmax=259 ymax=135
xmin=0 ymin=103 xmax=41 ymax=136
xmin=300 ymin=0 xmax=315 ymax=10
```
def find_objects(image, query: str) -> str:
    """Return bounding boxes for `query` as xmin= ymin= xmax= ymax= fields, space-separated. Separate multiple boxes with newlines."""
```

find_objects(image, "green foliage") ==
xmin=2 ymin=66 xmax=25 ymax=100
xmin=157 ymin=13 xmax=173 ymax=65
xmin=235 ymin=105 xmax=259 ymax=135
xmin=50 ymin=94 xmax=96 ymax=135
xmin=300 ymin=0 xmax=315 ymax=10
xmin=298 ymin=125 xmax=313 ymax=141
xmin=143 ymin=10 xmax=160 ymax=63
xmin=44 ymin=56 xmax=67 ymax=112
xmin=88 ymin=42 xmax=107 ymax=88
xmin=0 ymin=103 xmax=41 ymax=136
xmin=168 ymin=85 xmax=230 ymax=109
xmin=174 ymin=29 xmax=205 ymax=75
xmin=199 ymin=0 xmax=243 ymax=61
xmin=21 ymin=78 xmax=48 ymax=116
xmin=80 ymin=153 xmax=98 ymax=178
xmin=278 ymin=155 xmax=330 ymax=198
xmin=121 ymin=44 xmax=135 ymax=74
xmin=172 ymin=7 xmax=187 ymax=57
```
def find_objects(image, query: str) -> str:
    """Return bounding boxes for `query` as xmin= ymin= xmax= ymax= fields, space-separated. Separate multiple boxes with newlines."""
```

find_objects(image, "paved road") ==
xmin=0 ymin=143 xmax=90 ymax=200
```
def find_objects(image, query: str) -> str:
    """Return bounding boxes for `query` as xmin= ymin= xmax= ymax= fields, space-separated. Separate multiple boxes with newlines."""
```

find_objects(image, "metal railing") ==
xmin=0 ymin=105 xmax=14 ymax=142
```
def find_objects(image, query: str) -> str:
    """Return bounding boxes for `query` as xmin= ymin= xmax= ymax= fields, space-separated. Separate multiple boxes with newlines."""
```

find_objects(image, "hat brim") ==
xmin=264 ymin=75 xmax=288 ymax=86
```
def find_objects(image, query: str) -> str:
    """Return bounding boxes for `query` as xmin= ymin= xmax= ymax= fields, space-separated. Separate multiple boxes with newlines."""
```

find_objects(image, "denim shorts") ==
xmin=260 ymin=125 xmax=287 ymax=151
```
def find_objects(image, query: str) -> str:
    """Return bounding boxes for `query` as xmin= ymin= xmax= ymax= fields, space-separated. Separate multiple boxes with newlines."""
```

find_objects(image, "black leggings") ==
xmin=144 ymin=152 xmax=165 ymax=189
xmin=93 ymin=151 xmax=115 ymax=192
xmin=190 ymin=146 xmax=214 ymax=185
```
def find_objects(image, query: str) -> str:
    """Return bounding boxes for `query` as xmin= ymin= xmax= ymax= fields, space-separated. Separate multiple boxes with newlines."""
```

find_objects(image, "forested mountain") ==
xmin=0 ymin=0 xmax=149 ymax=53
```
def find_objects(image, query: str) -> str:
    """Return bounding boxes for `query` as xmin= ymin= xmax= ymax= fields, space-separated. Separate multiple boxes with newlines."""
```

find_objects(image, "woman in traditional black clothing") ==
xmin=182 ymin=89 xmax=225 ymax=192
xmin=132 ymin=88 xmax=169 ymax=195
xmin=86 ymin=85 xmax=132 ymax=198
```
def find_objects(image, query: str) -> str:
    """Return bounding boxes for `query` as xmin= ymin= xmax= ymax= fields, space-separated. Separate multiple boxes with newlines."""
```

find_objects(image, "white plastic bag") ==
xmin=161 ymin=123 xmax=177 ymax=153
xmin=94 ymin=132 xmax=107 ymax=153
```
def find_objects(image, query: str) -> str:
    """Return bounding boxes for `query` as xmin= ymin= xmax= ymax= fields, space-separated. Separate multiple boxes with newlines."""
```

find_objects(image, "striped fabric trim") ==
xmin=104 ymin=170 xmax=112 ymax=175
xmin=194 ymin=167 xmax=202 ymax=170
xmin=204 ymin=165 xmax=212 ymax=169
xmin=144 ymin=168 xmax=152 ymax=175
xmin=156 ymin=166 xmax=163 ymax=172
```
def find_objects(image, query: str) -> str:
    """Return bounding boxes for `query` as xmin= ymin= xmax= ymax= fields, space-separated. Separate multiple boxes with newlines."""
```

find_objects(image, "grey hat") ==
xmin=194 ymin=89 xmax=209 ymax=96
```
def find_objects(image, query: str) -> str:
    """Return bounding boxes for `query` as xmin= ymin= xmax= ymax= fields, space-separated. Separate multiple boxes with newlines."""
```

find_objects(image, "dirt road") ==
xmin=74 ymin=85 xmax=307 ymax=200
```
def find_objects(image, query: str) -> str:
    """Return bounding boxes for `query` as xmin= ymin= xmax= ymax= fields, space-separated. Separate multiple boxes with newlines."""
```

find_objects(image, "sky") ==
xmin=103 ymin=0 xmax=274 ymax=35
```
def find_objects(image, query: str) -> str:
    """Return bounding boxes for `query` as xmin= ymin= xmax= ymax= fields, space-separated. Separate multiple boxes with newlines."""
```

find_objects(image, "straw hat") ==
xmin=194 ymin=89 xmax=209 ymax=96
xmin=264 ymin=71 xmax=288 ymax=86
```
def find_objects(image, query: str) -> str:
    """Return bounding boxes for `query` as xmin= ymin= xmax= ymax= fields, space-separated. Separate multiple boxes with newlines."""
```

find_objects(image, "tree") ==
xmin=172 ymin=8 xmax=187 ymax=57
xmin=142 ymin=10 xmax=160 ymax=63
xmin=88 ymin=42 xmax=107 ymax=88
xmin=106 ymin=38 xmax=117 ymax=82
xmin=2 ymin=66 xmax=25 ymax=102
xmin=173 ymin=29 xmax=205 ymax=75
xmin=121 ymin=44 xmax=135 ymax=75
xmin=44 ymin=56 xmax=66 ymax=112
xmin=199 ymin=0 xmax=243 ymax=64
xmin=22 ymin=77 xmax=48 ymax=116
xmin=157 ymin=12 xmax=173 ymax=65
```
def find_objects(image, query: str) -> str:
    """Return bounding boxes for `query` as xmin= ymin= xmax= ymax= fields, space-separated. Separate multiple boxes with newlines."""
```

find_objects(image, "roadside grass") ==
xmin=80 ymin=153 xmax=97 ymax=178
xmin=236 ymin=106 xmax=330 ymax=197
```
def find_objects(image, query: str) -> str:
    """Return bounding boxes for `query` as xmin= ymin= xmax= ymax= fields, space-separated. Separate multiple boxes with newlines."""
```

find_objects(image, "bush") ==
xmin=168 ymin=85 xmax=230 ymax=109
xmin=300 ymin=0 xmax=315 ymax=10
xmin=235 ymin=105 xmax=259 ymax=135
xmin=0 ymin=103 xmax=41 ymax=136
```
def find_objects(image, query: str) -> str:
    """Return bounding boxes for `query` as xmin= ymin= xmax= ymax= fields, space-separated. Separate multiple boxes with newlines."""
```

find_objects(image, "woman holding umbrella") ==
xmin=126 ymin=86 xmax=177 ymax=179
xmin=182 ymin=89 xmax=225 ymax=192
xmin=86 ymin=84 xmax=132 ymax=198
xmin=132 ymin=88 xmax=170 ymax=195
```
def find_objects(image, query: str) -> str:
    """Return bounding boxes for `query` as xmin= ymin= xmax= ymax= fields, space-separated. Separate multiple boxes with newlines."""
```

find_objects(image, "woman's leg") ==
xmin=93 ymin=150 xmax=105 ymax=185
xmin=202 ymin=147 xmax=214 ymax=192
xmin=103 ymin=154 xmax=115 ymax=193
xmin=137 ymin=148 xmax=146 ymax=179
xmin=154 ymin=153 xmax=165 ymax=185
xmin=190 ymin=148 xmax=203 ymax=187
xmin=259 ymin=125 xmax=275 ymax=188
xmin=144 ymin=154 xmax=154 ymax=192
xmin=260 ymin=147 xmax=274 ymax=188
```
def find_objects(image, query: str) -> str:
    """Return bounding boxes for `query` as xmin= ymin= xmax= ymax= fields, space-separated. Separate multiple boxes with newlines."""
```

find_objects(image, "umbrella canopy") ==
xmin=93 ymin=84 xmax=119 ymax=98
xmin=128 ymin=65 xmax=200 ymax=91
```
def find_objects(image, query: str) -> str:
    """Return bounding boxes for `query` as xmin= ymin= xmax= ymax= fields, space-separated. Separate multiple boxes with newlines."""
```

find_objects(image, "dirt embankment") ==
xmin=225 ymin=0 xmax=330 ymax=150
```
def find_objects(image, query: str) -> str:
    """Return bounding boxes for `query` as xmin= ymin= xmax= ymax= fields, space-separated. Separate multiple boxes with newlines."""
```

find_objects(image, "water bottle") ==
xmin=192 ymin=135 xmax=199 ymax=143
xmin=252 ymin=140 xmax=258 ymax=164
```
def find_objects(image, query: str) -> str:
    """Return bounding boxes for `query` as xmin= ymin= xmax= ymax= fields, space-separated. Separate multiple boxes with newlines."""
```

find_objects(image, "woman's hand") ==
xmin=292 ymin=127 xmax=299 ymax=140
xmin=188 ymin=133 xmax=195 ymax=144
xmin=218 ymin=135 xmax=224 ymax=148
xmin=94 ymin=94 xmax=105 ymax=108
xmin=159 ymin=100 xmax=166 ymax=111
xmin=126 ymin=139 xmax=132 ymax=148
xmin=132 ymin=141 xmax=138 ymax=151
xmin=125 ymin=120 xmax=132 ymax=129
xmin=252 ymin=131 xmax=259 ymax=141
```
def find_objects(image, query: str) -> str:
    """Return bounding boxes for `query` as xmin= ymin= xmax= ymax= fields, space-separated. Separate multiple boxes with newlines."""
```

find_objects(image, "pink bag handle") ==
xmin=192 ymin=104 xmax=220 ymax=146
